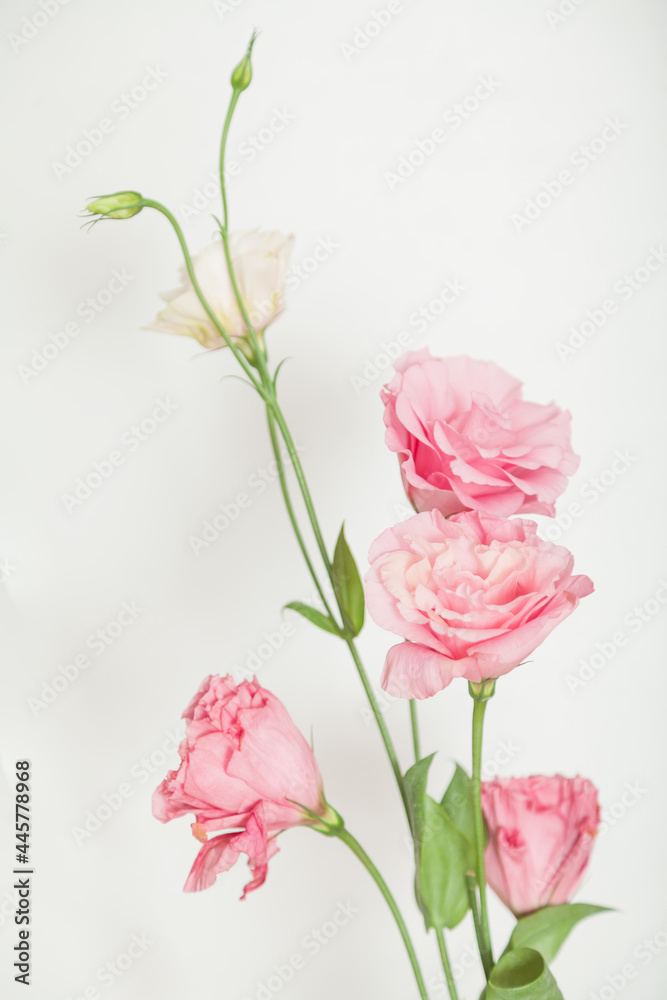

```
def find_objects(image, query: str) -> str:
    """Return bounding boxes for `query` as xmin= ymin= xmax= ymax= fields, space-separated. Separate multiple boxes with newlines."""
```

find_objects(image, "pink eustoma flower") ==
xmin=382 ymin=350 xmax=578 ymax=518
xmin=153 ymin=675 xmax=328 ymax=895
xmin=481 ymin=775 xmax=600 ymax=916
xmin=365 ymin=509 xmax=593 ymax=699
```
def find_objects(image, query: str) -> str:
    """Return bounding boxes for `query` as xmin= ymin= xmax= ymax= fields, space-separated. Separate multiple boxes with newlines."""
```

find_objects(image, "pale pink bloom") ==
xmin=147 ymin=230 xmax=294 ymax=349
xmin=481 ymin=775 xmax=600 ymax=916
xmin=153 ymin=675 xmax=326 ymax=894
xmin=365 ymin=509 xmax=593 ymax=699
xmin=382 ymin=350 xmax=578 ymax=518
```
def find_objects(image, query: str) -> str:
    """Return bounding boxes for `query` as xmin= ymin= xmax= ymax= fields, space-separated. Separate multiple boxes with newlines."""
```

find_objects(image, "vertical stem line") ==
xmin=472 ymin=697 xmax=494 ymax=979
xmin=410 ymin=700 xmax=421 ymax=763
xmin=434 ymin=926 xmax=459 ymax=1000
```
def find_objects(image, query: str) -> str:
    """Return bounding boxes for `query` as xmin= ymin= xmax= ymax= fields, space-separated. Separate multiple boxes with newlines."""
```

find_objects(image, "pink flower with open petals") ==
xmin=481 ymin=775 xmax=600 ymax=915
xmin=365 ymin=509 xmax=593 ymax=699
xmin=382 ymin=350 xmax=578 ymax=518
xmin=153 ymin=675 xmax=328 ymax=895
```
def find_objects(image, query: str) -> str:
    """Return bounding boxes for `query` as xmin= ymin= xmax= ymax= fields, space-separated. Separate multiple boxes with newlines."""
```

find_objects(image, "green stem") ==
xmin=345 ymin=637 xmax=408 ymax=813
xmin=410 ymin=700 xmax=421 ymax=763
xmin=471 ymin=694 xmax=494 ymax=979
xmin=335 ymin=827 xmax=429 ymax=1000
xmin=215 ymin=83 xmax=410 ymax=820
xmin=265 ymin=407 xmax=338 ymax=622
xmin=434 ymin=927 xmax=459 ymax=1000
xmin=139 ymin=199 xmax=263 ymax=394
xmin=465 ymin=872 xmax=486 ymax=973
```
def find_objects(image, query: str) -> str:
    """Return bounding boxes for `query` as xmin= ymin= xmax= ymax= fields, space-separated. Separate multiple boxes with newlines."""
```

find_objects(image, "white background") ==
xmin=1 ymin=1 xmax=666 ymax=998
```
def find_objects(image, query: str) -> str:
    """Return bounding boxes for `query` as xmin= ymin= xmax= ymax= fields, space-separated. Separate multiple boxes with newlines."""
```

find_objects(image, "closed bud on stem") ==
xmin=230 ymin=31 xmax=257 ymax=93
xmin=85 ymin=191 xmax=143 ymax=220
xmin=468 ymin=678 xmax=496 ymax=702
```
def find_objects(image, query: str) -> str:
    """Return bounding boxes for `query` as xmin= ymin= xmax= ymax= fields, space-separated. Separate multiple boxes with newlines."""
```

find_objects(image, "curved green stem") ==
xmin=434 ymin=927 xmax=459 ymax=1000
xmin=139 ymin=199 xmax=263 ymax=393
xmin=335 ymin=827 xmax=428 ymax=1000
xmin=471 ymin=693 xmax=494 ymax=979
xmin=215 ymin=83 xmax=409 ymax=820
xmin=410 ymin=700 xmax=421 ymax=763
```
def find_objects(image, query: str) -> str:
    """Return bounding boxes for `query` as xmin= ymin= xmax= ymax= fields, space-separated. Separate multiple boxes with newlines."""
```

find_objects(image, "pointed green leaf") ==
xmin=420 ymin=795 xmax=476 ymax=929
xmin=441 ymin=763 xmax=477 ymax=848
xmin=483 ymin=948 xmax=564 ymax=999
xmin=405 ymin=756 xmax=475 ymax=930
xmin=332 ymin=524 xmax=365 ymax=637
xmin=284 ymin=602 xmax=340 ymax=636
xmin=506 ymin=904 xmax=611 ymax=965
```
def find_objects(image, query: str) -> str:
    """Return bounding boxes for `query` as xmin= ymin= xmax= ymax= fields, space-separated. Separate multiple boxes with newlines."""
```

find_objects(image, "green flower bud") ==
xmin=85 ymin=191 xmax=143 ymax=220
xmin=230 ymin=32 xmax=257 ymax=93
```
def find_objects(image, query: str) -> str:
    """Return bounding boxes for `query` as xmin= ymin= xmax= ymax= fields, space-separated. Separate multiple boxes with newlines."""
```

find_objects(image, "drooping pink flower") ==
xmin=382 ymin=350 xmax=578 ymax=518
xmin=365 ymin=509 xmax=593 ymax=699
xmin=153 ymin=675 xmax=328 ymax=894
xmin=481 ymin=775 xmax=600 ymax=916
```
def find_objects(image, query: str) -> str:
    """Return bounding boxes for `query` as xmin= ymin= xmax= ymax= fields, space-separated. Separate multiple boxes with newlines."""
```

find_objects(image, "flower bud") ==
xmin=230 ymin=32 xmax=257 ymax=93
xmin=85 ymin=191 xmax=143 ymax=220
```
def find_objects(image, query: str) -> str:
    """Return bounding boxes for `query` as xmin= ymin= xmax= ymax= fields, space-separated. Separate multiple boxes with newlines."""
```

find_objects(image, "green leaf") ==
xmin=404 ymin=756 xmax=475 ymax=930
xmin=506 ymin=904 xmax=611 ymax=965
xmin=332 ymin=524 xmax=365 ymax=637
xmin=482 ymin=948 xmax=564 ymax=999
xmin=441 ymin=763 xmax=477 ymax=848
xmin=284 ymin=602 xmax=340 ymax=636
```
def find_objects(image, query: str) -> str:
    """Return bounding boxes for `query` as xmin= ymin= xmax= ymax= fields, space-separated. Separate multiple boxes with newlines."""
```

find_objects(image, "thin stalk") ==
xmin=410 ymin=700 xmax=421 ymax=763
xmin=472 ymin=696 xmax=494 ymax=979
xmin=265 ymin=406 xmax=338 ymax=622
xmin=345 ymin=637 xmax=407 ymax=813
xmin=434 ymin=926 xmax=459 ymax=1000
xmin=139 ymin=199 xmax=263 ymax=393
xmin=465 ymin=872 xmax=486 ymax=972
xmin=215 ymin=84 xmax=409 ymax=817
xmin=335 ymin=827 xmax=429 ymax=1000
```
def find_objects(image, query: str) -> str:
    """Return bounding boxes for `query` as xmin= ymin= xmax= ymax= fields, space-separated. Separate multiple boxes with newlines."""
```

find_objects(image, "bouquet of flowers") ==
xmin=83 ymin=35 xmax=608 ymax=999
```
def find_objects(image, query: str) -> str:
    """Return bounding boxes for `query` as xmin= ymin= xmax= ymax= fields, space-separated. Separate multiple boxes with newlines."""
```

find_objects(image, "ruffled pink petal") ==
xmin=381 ymin=642 xmax=483 ymax=699
xmin=183 ymin=807 xmax=278 ymax=896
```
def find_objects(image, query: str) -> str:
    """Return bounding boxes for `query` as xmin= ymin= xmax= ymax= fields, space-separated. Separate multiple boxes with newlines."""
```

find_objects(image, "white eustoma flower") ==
xmin=147 ymin=230 xmax=294 ymax=349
